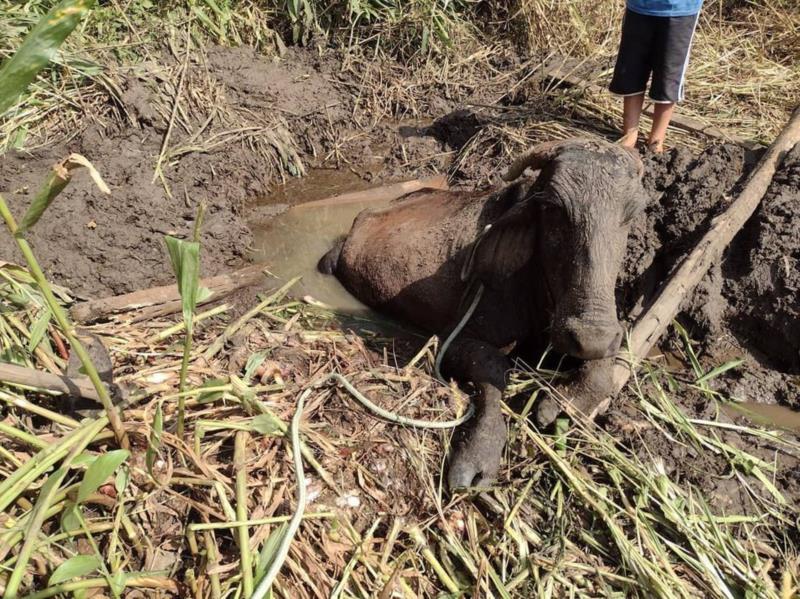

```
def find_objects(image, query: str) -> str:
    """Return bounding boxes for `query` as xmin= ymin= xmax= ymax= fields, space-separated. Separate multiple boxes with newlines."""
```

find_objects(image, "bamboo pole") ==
xmin=70 ymin=263 xmax=269 ymax=323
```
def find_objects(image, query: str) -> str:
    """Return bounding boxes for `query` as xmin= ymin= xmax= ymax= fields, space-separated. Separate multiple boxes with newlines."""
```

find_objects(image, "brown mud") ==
xmin=624 ymin=142 xmax=800 ymax=384
xmin=0 ymin=45 xmax=461 ymax=298
xmin=1 ymin=44 xmax=799 ymax=517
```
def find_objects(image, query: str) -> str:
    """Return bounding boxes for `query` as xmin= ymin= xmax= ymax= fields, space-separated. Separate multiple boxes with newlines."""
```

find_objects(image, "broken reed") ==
xmin=0 ymin=156 xmax=128 ymax=450
xmin=164 ymin=202 xmax=206 ymax=439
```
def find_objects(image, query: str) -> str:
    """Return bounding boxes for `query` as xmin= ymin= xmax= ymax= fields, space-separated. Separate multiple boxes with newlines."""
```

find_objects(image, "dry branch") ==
xmin=70 ymin=263 xmax=269 ymax=323
xmin=609 ymin=105 xmax=800 ymax=397
xmin=0 ymin=361 xmax=101 ymax=402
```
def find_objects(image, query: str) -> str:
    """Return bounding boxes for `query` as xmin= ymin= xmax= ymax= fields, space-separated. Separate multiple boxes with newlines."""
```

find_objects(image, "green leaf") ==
xmin=164 ymin=236 xmax=201 ymax=330
xmin=60 ymin=501 xmax=81 ymax=534
xmin=109 ymin=570 xmax=127 ymax=596
xmin=11 ymin=126 xmax=28 ymax=149
xmin=49 ymin=554 xmax=101 ymax=585
xmin=244 ymin=352 xmax=266 ymax=383
xmin=77 ymin=449 xmax=130 ymax=503
xmin=554 ymin=417 xmax=569 ymax=456
xmin=251 ymin=413 xmax=283 ymax=436
xmin=197 ymin=377 xmax=227 ymax=404
xmin=1 ymin=344 xmax=28 ymax=365
xmin=115 ymin=467 xmax=130 ymax=495
xmin=255 ymin=523 xmax=288 ymax=583
xmin=72 ymin=452 xmax=97 ymax=468
xmin=17 ymin=154 xmax=109 ymax=234
xmin=27 ymin=308 xmax=51 ymax=352
xmin=17 ymin=168 xmax=70 ymax=233
xmin=696 ymin=359 xmax=744 ymax=384
xmin=0 ymin=0 xmax=96 ymax=115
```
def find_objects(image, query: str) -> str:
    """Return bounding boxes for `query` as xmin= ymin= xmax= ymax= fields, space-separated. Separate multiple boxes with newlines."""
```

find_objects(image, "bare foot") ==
xmin=646 ymin=139 xmax=665 ymax=154
xmin=618 ymin=130 xmax=639 ymax=148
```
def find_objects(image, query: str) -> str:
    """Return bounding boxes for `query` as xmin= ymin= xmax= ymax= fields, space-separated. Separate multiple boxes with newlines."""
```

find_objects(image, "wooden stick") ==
xmin=70 ymin=263 xmax=269 ymax=323
xmin=289 ymin=175 xmax=449 ymax=211
xmin=0 ymin=361 xmax=101 ymax=402
xmin=607 ymin=105 xmax=800 ymax=399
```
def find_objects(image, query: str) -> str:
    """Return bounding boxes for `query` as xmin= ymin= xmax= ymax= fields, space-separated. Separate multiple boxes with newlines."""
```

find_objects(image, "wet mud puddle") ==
xmin=649 ymin=348 xmax=800 ymax=433
xmin=248 ymin=169 xmax=389 ymax=315
xmin=723 ymin=402 xmax=800 ymax=434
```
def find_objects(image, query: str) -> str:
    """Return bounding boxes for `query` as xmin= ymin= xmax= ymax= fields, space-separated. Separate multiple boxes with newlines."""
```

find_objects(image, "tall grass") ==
xmin=1 ymin=0 xmax=796 ymax=151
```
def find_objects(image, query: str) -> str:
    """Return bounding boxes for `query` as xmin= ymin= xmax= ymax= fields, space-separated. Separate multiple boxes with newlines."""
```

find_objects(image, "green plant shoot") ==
xmin=164 ymin=203 xmax=206 ymax=438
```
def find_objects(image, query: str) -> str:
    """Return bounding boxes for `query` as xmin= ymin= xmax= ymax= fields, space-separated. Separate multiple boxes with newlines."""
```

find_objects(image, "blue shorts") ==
xmin=609 ymin=8 xmax=700 ymax=103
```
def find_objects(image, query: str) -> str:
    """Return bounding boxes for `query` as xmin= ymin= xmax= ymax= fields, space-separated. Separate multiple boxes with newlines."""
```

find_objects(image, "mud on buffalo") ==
xmin=319 ymin=137 xmax=648 ymax=490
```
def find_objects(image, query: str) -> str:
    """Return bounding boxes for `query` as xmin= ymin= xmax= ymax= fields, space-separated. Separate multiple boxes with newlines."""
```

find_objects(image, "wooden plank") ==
xmin=289 ymin=175 xmax=449 ymax=211
xmin=70 ymin=263 xmax=269 ymax=323
xmin=0 ymin=361 xmax=101 ymax=402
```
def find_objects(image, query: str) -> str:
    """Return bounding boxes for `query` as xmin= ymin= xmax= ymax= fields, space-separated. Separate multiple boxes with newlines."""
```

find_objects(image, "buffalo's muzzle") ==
xmin=554 ymin=318 xmax=623 ymax=360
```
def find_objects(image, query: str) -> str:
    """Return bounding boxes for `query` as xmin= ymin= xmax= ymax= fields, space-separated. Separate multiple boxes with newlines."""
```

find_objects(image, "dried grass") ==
xmin=2 ymin=2 xmax=800 ymax=596
xmin=1 ymin=266 xmax=798 ymax=597
xmin=514 ymin=0 xmax=800 ymax=144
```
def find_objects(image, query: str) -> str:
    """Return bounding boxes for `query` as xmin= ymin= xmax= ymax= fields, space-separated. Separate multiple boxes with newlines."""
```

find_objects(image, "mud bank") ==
xmin=0 ymin=47 xmax=351 ymax=297
xmin=1 ymin=44 xmax=798 ymax=383
xmin=0 ymin=45 xmax=462 ymax=298
xmin=0 ymin=129 xmax=255 ymax=299
xmin=622 ymin=142 xmax=800 ymax=380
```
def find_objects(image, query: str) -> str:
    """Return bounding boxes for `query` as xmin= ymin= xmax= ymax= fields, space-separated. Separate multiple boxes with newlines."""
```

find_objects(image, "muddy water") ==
xmin=248 ymin=169 xmax=390 ymax=314
xmin=723 ymin=402 xmax=800 ymax=434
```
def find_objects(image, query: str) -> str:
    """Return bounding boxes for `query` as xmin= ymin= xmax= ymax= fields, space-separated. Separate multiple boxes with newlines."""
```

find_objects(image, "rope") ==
xmin=434 ymin=283 xmax=485 ymax=382
xmin=320 ymin=373 xmax=473 ymax=429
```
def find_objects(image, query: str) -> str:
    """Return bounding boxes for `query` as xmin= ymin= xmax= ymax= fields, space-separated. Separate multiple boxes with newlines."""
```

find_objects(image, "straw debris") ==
xmin=1 ymin=265 xmax=798 ymax=596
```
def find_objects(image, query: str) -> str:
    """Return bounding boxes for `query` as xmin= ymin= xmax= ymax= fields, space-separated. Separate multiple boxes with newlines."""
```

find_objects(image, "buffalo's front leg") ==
xmin=440 ymin=337 xmax=509 ymax=490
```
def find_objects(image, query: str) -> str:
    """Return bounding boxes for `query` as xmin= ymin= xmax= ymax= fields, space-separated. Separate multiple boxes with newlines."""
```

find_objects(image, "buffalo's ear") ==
xmin=464 ymin=202 xmax=536 ymax=287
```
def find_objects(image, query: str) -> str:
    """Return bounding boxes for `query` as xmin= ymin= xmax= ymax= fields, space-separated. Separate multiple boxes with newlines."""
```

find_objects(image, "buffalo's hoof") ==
xmin=447 ymin=412 xmax=506 ymax=491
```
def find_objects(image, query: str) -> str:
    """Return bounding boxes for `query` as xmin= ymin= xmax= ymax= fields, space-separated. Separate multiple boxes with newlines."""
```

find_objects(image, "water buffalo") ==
xmin=318 ymin=138 xmax=646 ymax=490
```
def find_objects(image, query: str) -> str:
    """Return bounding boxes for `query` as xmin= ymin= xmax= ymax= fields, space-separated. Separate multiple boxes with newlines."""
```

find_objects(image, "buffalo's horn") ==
xmin=501 ymin=138 xmax=589 ymax=182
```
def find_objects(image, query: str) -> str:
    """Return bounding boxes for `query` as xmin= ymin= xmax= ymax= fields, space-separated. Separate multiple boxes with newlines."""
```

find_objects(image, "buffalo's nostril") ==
xmin=470 ymin=470 xmax=484 ymax=488
xmin=567 ymin=329 xmax=584 ymax=355
xmin=608 ymin=329 xmax=623 ymax=355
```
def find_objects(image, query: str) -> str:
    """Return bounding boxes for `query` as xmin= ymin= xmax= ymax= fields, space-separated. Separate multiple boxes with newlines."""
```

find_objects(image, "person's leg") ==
xmin=609 ymin=9 xmax=654 ymax=146
xmin=648 ymin=12 xmax=700 ymax=152
xmin=621 ymin=93 xmax=646 ymax=147
xmin=647 ymin=102 xmax=675 ymax=152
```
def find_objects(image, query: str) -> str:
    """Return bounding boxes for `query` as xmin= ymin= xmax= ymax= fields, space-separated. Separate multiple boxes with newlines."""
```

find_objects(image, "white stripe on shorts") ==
xmin=677 ymin=12 xmax=702 ymax=102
